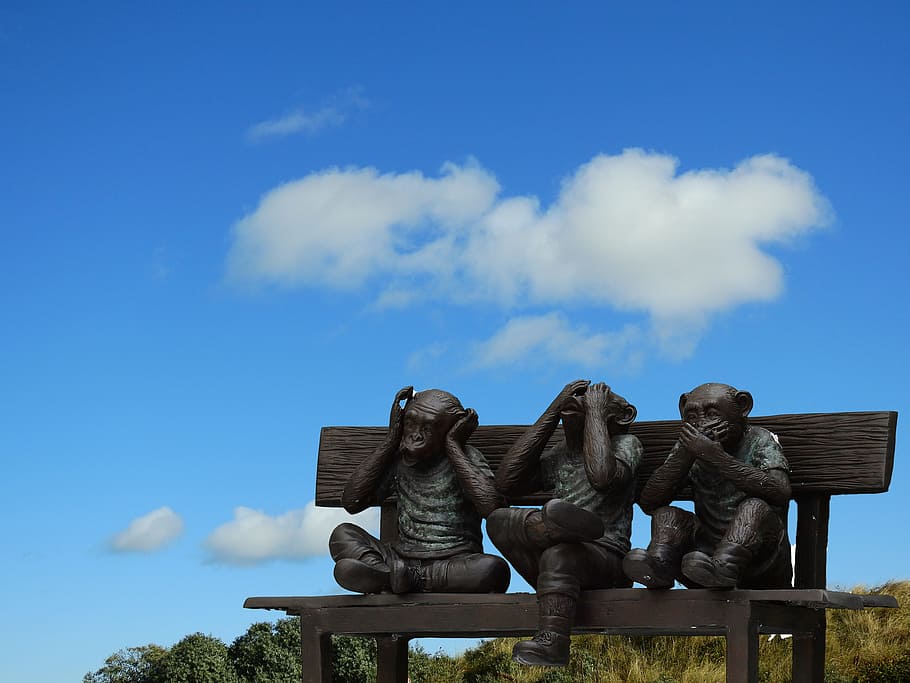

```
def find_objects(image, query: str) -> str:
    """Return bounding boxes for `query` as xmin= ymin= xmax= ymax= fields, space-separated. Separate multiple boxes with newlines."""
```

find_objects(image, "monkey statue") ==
xmin=329 ymin=386 xmax=510 ymax=594
xmin=486 ymin=381 xmax=642 ymax=667
xmin=624 ymin=382 xmax=792 ymax=590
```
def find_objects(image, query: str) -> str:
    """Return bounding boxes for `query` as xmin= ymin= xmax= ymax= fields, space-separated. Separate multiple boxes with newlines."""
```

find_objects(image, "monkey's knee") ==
xmin=724 ymin=499 xmax=779 ymax=543
xmin=328 ymin=523 xmax=379 ymax=561
xmin=440 ymin=554 xmax=510 ymax=593
xmin=486 ymin=507 xmax=526 ymax=546
xmin=474 ymin=554 xmax=511 ymax=593
xmin=649 ymin=506 xmax=696 ymax=546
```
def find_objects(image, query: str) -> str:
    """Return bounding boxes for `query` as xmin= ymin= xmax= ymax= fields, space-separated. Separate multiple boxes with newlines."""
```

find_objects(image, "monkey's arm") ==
xmin=496 ymin=379 xmax=589 ymax=495
xmin=638 ymin=443 xmax=695 ymax=514
xmin=449 ymin=444 xmax=506 ymax=518
xmin=715 ymin=462 xmax=791 ymax=505
xmin=341 ymin=437 xmax=398 ymax=514
xmin=679 ymin=423 xmax=791 ymax=506
xmin=341 ymin=386 xmax=412 ymax=513
xmin=582 ymin=383 xmax=616 ymax=491
xmin=446 ymin=410 xmax=506 ymax=517
xmin=495 ymin=410 xmax=557 ymax=495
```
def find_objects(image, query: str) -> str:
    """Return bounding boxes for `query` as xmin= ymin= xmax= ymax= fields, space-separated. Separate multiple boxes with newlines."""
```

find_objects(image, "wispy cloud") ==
xmin=110 ymin=507 xmax=184 ymax=553
xmin=227 ymin=149 xmax=831 ymax=365
xmin=473 ymin=314 xmax=644 ymax=371
xmin=205 ymin=501 xmax=379 ymax=565
xmin=247 ymin=88 xmax=368 ymax=142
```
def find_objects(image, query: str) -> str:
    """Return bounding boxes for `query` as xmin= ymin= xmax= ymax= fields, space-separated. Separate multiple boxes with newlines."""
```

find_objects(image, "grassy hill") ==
xmin=408 ymin=581 xmax=910 ymax=683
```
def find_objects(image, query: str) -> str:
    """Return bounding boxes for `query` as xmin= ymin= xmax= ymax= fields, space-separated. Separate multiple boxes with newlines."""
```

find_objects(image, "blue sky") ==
xmin=1 ymin=2 xmax=908 ymax=680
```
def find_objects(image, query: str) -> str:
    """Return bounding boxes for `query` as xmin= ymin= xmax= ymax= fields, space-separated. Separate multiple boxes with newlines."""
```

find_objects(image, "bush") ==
xmin=331 ymin=635 xmax=377 ymax=683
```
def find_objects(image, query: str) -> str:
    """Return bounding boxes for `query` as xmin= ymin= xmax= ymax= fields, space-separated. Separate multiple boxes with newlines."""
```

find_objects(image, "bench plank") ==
xmin=244 ymin=589 xmax=897 ymax=637
xmin=315 ymin=411 xmax=897 ymax=506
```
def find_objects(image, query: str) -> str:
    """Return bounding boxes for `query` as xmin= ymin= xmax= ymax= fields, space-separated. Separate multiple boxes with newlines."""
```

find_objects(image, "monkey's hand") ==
xmin=387 ymin=385 xmax=414 ymax=440
xmin=584 ymin=382 xmax=612 ymax=416
xmin=709 ymin=420 xmax=731 ymax=444
xmin=548 ymin=379 xmax=590 ymax=417
xmin=447 ymin=408 xmax=479 ymax=447
xmin=679 ymin=422 xmax=728 ymax=465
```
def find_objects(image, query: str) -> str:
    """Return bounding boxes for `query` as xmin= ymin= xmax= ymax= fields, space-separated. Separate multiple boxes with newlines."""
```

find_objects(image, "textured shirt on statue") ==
xmin=539 ymin=433 xmax=643 ymax=555
xmin=683 ymin=425 xmax=789 ymax=546
xmin=376 ymin=445 xmax=490 ymax=559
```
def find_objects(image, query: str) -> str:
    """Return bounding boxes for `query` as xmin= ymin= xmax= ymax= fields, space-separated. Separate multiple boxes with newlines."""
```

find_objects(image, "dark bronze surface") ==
xmin=251 ymin=403 xmax=897 ymax=682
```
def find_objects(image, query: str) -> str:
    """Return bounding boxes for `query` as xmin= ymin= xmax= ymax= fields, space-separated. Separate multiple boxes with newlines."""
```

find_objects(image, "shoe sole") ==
xmin=512 ymin=652 xmax=566 ymax=667
xmin=512 ymin=646 xmax=567 ymax=667
xmin=681 ymin=558 xmax=736 ymax=590
xmin=542 ymin=499 xmax=604 ymax=540
xmin=622 ymin=555 xmax=674 ymax=589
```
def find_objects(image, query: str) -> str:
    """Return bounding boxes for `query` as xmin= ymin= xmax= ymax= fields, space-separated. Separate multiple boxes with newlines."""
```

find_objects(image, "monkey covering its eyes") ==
xmin=487 ymin=380 xmax=642 ymax=667
xmin=329 ymin=386 xmax=510 ymax=595
xmin=624 ymin=382 xmax=792 ymax=591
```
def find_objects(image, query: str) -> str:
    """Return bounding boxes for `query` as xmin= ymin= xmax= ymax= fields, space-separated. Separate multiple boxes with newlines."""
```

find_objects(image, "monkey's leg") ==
xmin=624 ymin=505 xmax=694 ymax=589
xmin=487 ymin=507 xmax=544 ymax=586
xmin=682 ymin=498 xmax=786 ymax=589
xmin=329 ymin=523 xmax=395 ymax=593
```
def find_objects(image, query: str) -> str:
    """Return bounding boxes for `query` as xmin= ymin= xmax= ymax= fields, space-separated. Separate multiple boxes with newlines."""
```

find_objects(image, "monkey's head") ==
xmin=560 ymin=385 xmax=637 ymax=437
xmin=679 ymin=382 xmax=753 ymax=450
xmin=399 ymin=389 xmax=464 ymax=466
xmin=604 ymin=390 xmax=637 ymax=434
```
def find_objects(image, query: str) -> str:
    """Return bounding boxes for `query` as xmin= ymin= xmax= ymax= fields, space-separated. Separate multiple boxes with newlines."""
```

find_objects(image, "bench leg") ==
xmin=792 ymin=611 xmax=826 ymax=683
xmin=376 ymin=635 xmax=409 ymax=683
xmin=300 ymin=621 xmax=332 ymax=683
xmin=726 ymin=605 xmax=759 ymax=683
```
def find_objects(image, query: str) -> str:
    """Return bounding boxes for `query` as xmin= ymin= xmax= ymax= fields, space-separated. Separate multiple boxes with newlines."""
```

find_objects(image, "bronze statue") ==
xmin=624 ymin=382 xmax=792 ymax=590
xmin=487 ymin=381 xmax=641 ymax=667
xmin=329 ymin=386 xmax=510 ymax=594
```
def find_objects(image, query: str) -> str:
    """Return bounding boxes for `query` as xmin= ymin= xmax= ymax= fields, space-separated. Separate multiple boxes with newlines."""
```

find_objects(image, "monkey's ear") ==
xmin=616 ymin=403 xmax=637 ymax=426
xmin=678 ymin=393 xmax=689 ymax=418
xmin=734 ymin=390 xmax=753 ymax=417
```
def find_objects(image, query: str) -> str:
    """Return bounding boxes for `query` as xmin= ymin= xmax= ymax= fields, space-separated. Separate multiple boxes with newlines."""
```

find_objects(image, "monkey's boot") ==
xmin=681 ymin=542 xmax=751 ymax=589
xmin=622 ymin=543 xmax=680 ymax=589
xmin=526 ymin=499 xmax=604 ymax=548
xmin=512 ymin=592 xmax=574 ymax=667
xmin=333 ymin=558 xmax=391 ymax=594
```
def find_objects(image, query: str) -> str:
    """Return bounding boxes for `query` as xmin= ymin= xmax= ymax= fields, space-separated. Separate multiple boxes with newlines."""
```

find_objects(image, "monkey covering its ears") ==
xmin=330 ymin=386 xmax=510 ymax=595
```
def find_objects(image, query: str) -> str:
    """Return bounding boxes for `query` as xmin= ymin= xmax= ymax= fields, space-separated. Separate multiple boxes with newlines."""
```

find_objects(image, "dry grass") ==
xmin=411 ymin=581 xmax=908 ymax=683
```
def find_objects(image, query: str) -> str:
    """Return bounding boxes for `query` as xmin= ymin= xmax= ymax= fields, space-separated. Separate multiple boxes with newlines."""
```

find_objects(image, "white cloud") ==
xmin=227 ymin=149 xmax=830 ymax=364
xmin=228 ymin=161 xmax=499 ymax=288
xmin=205 ymin=501 xmax=380 ymax=565
xmin=473 ymin=313 xmax=643 ymax=370
xmin=247 ymin=88 xmax=368 ymax=141
xmin=110 ymin=506 xmax=184 ymax=553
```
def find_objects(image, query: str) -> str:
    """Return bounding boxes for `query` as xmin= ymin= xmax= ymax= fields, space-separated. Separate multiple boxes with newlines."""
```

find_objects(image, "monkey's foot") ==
xmin=622 ymin=548 xmax=676 ymax=589
xmin=333 ymin=558 xmax=391 ymax=594
xmin=512 ymin=631 xmax=570 ymax=667
xmin=389 ymin=559 xmax=430 ymax=593
xmin=540 ymin=499 xmax=604 ymax=542
xmin=681 ymin=550 xmax=738 ymax=589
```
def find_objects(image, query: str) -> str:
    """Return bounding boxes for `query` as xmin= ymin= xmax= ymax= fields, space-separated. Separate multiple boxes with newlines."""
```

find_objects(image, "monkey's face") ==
xmin=400 ymin=406 xmax=448 ymax=465
xmin=560 ymin=395 xmax=586 ymax=436
xmin=680 ymin=386 xmax=746 ymax=449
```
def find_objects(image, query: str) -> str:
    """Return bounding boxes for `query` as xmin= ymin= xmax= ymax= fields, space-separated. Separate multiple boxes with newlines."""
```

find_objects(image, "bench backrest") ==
xmin=315 ymin=411 xmax=897 ymax=590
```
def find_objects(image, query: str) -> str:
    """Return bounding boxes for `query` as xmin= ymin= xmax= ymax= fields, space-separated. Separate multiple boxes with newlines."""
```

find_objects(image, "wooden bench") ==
xmin=245 ymin=411 xmax=898 ymax=683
